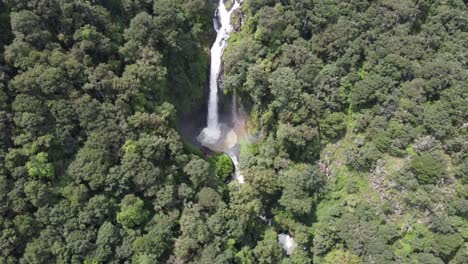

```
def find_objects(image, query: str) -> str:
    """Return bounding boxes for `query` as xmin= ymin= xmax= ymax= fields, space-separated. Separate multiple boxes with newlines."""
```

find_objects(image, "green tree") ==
xmin=26 ymin=152 xmax=54 ymax=179
xmin=184 ymin=156 xmax=213 ymax=189
xmin=410 ymin=152 xmax=447 ymax=184
xmin=10 ymin=10 xmax=51 ymax=47
xmin=175 ymin=205 xmax=211 ymax=260
xmin=320 ymin=112 xmax=347 ymax=142
xmin=132 ymin=213 xmax=175 ymax=262
xmin=253 ymin=229 xmax=284 ymax=264
xmin=323 ymin=249 xmax=362 ymax=264
xmin=213 ymin=154 xmax=234 ymax=180
xmin=278 ymin=164 xmax=323 ymax=215
xmin=197 ymin=187 xmax=221 ymax=212
xmin=92 ymin=221 xmax=120 ymax=262
xmin=21 ymin=238 xmax=54 ymax=264
xmin=117 ymin=195 xmax=150 ymax=229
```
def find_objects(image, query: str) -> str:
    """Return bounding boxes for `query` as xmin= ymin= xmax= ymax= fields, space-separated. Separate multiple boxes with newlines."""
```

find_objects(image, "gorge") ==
xmin=197 ymin=0 xmax=245 ymax=183
xmin=196 ymin=0 xmax=296 ymax=254
xmin=0 ymin=0 xmax=465 ymax=262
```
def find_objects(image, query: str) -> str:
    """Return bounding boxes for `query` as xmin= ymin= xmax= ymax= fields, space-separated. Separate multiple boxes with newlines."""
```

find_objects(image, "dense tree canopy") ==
xmin=0 ymin=0 xmax=466 ymax=263
xmin=222 ymin=0 xmax=467 ymax=263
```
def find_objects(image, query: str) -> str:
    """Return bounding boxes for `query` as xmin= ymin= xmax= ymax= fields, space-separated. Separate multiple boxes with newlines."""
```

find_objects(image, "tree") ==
xmin=320 ymin=112 xmax=347 ymax=142
xmin=24 ymin=180 xmax=54 ymax=207
xmin=184 ymin=156 xmax=213 ymax=189
xmin=268 ymin=67 xmax=303 ymax=122
xmin=10 ymin=10 xmax=51 ymax=47
xmin=117 ymin=195 xmax=150 ymax=229
xmin=278 ymin=164 xmax=323 ymax=215
xmin=175 ymin=205 xmax=211 ymax=260
xmin=410 ymin=152 xmax=446 ymax=184
xmin=422 ymin=102 xmax=452 ymax=140
xmin=92 ymin=221 xmax=120 ymax=262
xmin=277 ymin=123 xmax=320 ymax=161
xmin=197 ymin=187 xmax=221 ymax=212
xmin=79 ymin=195 xmax=116 ymax=226
xmin=229 ymin=185 xmax=263 ymax=228
xmin=282 ymin=247 xmax=312 ymax=264
xmin=236 ymin=247 xmax=255 ymax=264
xmin=346 ymin=142 xmax=382 ymax=171
xmin=26 ymin=152 xmax=54 ymax=179
xmin=21 ymin=238 xmax=54 ymax=264
xmin=244 ymin=166 xmax=278 ymax=196
xmin=253 ymin=229 xmax=284 ymax=264
xmin=213 ymin=154 xmax=234 ymax=180
xmin=431 ymin=233 xmax=463 ymax=261
xmin=132 ymin=213 xmax=175 ymax=262
xmin=351 ymin=74 xmax=393 ymax=110
xmin=67 ymin=144 xmax=111 ymax=191
xmin=323 ymin=249 xmax=362 ymax=264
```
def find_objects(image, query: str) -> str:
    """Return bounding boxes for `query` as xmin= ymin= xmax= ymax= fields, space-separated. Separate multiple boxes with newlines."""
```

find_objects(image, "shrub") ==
xmin=214 ymin=154 xmax=234 ymax=180
xmin=323 ymin=249 xmax=362 ymax=264
xmin=26 ymin=152 xmax=54 ymax=179
xmin=117 ymin=195 xmax=150 ymax=229
xmin=410 ymin=152 xmax=446 ymax=184
xmin=320 ymin=112 xmax=347 ymax=142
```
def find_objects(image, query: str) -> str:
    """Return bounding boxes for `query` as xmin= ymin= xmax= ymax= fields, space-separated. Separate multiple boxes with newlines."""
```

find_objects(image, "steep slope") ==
xmin=222 ymin=0 xmax=467 ymax=263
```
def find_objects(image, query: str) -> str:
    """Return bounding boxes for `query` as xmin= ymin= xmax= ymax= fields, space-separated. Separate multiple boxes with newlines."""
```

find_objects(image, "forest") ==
xmin=0 ymin=0 xmax=466 ymax=263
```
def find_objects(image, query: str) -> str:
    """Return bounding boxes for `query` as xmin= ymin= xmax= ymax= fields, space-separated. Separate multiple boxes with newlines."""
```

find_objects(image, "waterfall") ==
xmin=228 ymin=151 xmax=244 ymax=183
xmin=198 ymin=0 xmax=241 ymax=146
xmin=197 ymin=0 xmax=245 ymax=184
xmin=278 ymin=234 xmax=297 ymax=255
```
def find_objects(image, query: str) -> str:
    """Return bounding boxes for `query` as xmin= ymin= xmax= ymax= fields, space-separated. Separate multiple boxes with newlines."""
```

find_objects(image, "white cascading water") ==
xmin=197 ymin=0 xmax=241 ymax=145
xmin=228 ymin=150 xmax=244 ymax=183
xmin=228 ymin=90 xmax=245 ymax=183
xmin=278 ymin=234 xmax=297 ymax=256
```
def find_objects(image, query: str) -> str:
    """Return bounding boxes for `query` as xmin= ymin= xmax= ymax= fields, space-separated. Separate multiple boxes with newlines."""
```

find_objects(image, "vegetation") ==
xmin=222 ymin=0 xmax=467 ymax=263
xmin=0 ymin=0 xmax=466 ymax=263
xmin=211 ymin=153 xmax=235 ymax=180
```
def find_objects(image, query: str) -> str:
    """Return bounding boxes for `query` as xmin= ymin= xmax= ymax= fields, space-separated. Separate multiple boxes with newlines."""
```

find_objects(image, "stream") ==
xmin=195 ymin=0 xmax=296 ymax=254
